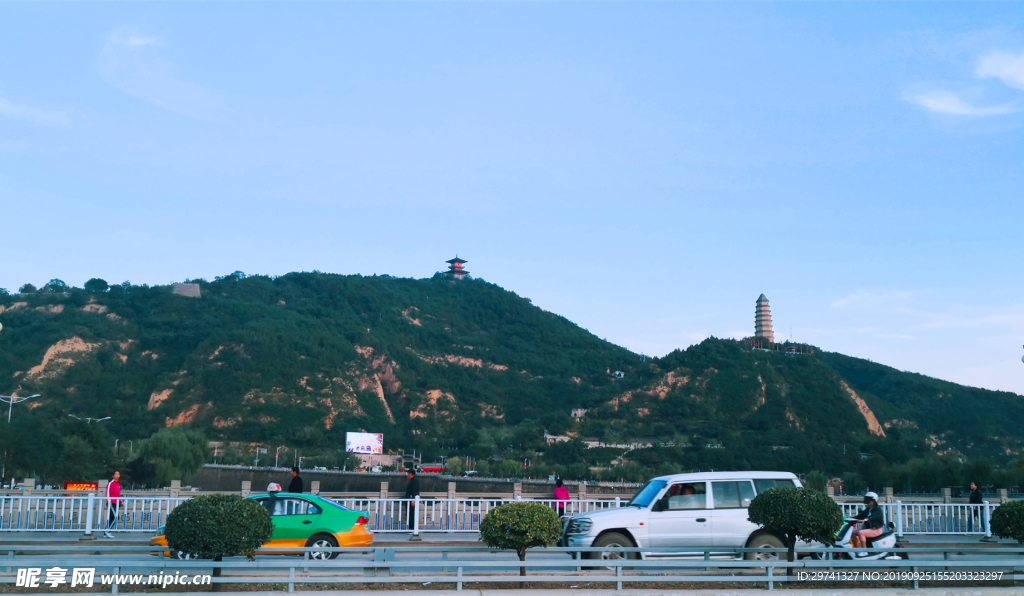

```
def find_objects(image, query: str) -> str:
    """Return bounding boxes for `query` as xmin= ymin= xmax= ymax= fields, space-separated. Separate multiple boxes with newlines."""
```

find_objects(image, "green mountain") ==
xmin=1 ymin=272 xmax=1022 ymax=485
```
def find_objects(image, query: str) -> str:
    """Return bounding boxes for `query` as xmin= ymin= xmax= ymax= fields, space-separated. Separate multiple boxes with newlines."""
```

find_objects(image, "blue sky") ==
xmin=2 ymin=3 xmax=1023 ymax=394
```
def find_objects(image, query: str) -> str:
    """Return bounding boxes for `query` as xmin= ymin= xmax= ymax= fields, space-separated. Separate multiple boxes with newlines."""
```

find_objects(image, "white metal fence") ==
xmin=0 ymin=495 xmax=188 ymax=533
xmin=838 ymin=501 xmax=994 ymax=538
xmin=0 ymin=493 xmax=999 ymax=538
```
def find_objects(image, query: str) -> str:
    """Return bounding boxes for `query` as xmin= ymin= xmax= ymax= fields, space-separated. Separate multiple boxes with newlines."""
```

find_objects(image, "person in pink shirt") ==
xmin=104 ymin=471 xmax=122 ymax=539
xmin=554 ymin=478 xmax=570 ymax=517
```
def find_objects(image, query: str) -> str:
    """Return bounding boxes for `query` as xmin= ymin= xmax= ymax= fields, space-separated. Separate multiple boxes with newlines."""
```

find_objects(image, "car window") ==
xmin=712 ymin=481 xmax=755 ymax=509
xmin=655 ymin=482 xmax=706 ymax=511
xmin=256 ymin=497 xmax=320 ymax=516
xmin=753 ymin=479 xmax=797 ymax=494
xmin=712 ymin=482 xmax=739 ymax=508
xmin=739 ymin=481 xmax=755 ymax=507
xmin=627 ymin=480 xmax=667 ymax=508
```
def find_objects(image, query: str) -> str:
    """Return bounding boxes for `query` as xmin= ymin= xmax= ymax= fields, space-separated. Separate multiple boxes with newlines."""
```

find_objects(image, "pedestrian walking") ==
xmin=404 ymin=469 xmax=420 ymax=530
xmin=103 ymin=471 xmax=122 ymax=539
xmin=288 ymin=467 xmax=303 ymax=493
xmin=968 ymin=481 xmax=984 ymax=532
xmin=554 ymin=478 xmax=569 ymax=517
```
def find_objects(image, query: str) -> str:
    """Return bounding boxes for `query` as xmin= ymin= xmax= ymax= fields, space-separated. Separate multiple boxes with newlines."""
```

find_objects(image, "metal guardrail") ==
xmin=0 ymin=495 xmax=616 ymax=535
xmin=838 ymin=501 xmax=995 ymax=538
xmin=0 ymin=493 xmax=999 ymax=539
xmin=1 ymin=545 xmax=1022 ymax=593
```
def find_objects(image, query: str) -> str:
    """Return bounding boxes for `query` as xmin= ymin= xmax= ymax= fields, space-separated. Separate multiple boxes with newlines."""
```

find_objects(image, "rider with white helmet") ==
xmin=851 ymin=491 xmax=884 ymax=549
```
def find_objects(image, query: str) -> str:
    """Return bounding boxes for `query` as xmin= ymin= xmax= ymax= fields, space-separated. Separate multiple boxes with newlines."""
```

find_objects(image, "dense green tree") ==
xmin=137 ymin=427 xmax=209 ymax=486
xmin=42 ymin=279 xmax=69 ymax=294
xmin=18 ymin=283 xmax=37 ymax=293
xmin=84 ymin=278 xmax=109 ymax=293
xmin=803 ymin=471 xmax=829 ymax=493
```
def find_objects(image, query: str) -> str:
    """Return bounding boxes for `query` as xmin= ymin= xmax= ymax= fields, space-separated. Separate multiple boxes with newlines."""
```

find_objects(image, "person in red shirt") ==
xmin=104 ymin=471 xmax=122 ymax=539
xmin=554 ymin=478 xmax=570 ymax=517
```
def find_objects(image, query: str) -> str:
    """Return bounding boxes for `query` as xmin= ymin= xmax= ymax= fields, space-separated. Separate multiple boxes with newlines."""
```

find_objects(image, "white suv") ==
xmin=564 ymin=471 xmax=801 ymax=560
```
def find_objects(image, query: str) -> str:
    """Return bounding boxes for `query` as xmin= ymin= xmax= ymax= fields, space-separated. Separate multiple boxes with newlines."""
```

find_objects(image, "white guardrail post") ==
xmin=412 ymin=496 xmax=420 ymax=540
xmin=81 ymin=493 xmax=96 ymax=540
xmin=982 ymin=500 xmax=995 ymax=541
xmin=895 ymin=500 xmax=903 ymax=539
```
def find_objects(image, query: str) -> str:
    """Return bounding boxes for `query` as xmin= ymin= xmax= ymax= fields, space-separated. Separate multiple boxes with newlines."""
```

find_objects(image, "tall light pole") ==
xmin=1 ymin=394 xmax=40 ymax=423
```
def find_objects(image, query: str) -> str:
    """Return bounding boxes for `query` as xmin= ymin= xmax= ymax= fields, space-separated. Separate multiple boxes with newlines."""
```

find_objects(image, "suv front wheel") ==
xmin=585 ymin=532 xmax=639 ymax=561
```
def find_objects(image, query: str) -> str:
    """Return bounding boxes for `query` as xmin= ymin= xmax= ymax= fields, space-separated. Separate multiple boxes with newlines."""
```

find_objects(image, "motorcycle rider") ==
xmin=850 ymin=491 xmax=885 ymax=550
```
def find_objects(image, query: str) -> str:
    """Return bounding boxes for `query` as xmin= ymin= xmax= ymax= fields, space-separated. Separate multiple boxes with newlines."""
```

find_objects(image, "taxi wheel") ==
xmin=172 ymin=551 xmax=196 ymax=560
xmin=306 ymin=534 xmax=339 ymax=560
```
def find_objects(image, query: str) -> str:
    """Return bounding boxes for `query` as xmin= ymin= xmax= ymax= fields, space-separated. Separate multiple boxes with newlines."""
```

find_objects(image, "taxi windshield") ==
xmin=627 ymin=480 xmax=667 ymax=508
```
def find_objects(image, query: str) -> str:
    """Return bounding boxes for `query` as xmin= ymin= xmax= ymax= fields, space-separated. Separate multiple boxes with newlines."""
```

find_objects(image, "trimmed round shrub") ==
xmin=479 ymin=502 xmax=563 ymax=571
xmin=165 ymin=494 xmax=273 ymax=561
xmin=747 ymin=487 xmax=844 ymax=572
xmin=991 ymin=500 xmax=1024 ymax=543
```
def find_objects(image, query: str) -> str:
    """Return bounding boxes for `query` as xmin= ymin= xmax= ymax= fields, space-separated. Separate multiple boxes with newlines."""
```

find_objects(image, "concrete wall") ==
xmin=192 ymin=465 xmax=634 ymax=497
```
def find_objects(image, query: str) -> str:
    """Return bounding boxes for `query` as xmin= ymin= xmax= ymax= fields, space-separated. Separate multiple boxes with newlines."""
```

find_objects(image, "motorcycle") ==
xmin=811 ymin=517 xmax=907 ymax=561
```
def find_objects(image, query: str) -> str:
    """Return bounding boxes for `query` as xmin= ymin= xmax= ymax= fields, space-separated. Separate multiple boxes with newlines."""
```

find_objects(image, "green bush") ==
xmin=165 ymin=494 xmax=273 ymax=561
xmin=747 ymin=487 xmax=843 ymax=573
xmin=991 ymin=501 xmax=1024 ymax=543
xmin=479 ymin=502 xmax=563 ymax=576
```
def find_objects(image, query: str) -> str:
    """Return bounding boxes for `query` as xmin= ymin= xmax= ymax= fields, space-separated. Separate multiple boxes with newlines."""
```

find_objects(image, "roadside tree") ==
xmin=747 ymin=487 xmax=843 ymax=575
xmin=479 ymin=502 xmax=563 ymax=582
xmin=164 ymin=494 xmax=273 ymax=589
xmin=991 ymin=500 xmax=1024 ymax=543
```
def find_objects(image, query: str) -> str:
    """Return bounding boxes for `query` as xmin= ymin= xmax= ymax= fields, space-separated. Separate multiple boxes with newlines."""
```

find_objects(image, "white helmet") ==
xmin=267 ymin=483 xmax=282 ymax=493
xmin=864 ymin=491 xmax=878 ymax=501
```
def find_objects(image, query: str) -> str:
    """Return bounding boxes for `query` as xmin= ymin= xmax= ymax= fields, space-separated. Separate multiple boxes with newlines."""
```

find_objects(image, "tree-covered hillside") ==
xmin=1 ymin=272 xmax=1023 ymax=489
xmin=0 ymin=272 xmax=640 ymax=463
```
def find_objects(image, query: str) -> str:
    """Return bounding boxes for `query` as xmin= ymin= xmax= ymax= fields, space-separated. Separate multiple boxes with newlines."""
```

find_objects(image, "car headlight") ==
xmin=566 ymin=518 xmax=592 ymax=534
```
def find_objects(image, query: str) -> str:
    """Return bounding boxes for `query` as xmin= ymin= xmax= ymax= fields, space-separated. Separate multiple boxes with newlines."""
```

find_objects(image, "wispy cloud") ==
xmin=0 ymin=97 xmax=69 ymax=126
xmin=831 ymin=290 xmax=912 ymax=308
xmin=97 ymin=27 xmax=229 ymax=124
xmin=904 ymin=90 xmax=1015 ymax=117
xmin=976 ymin=50 xmax=1024 ymax=91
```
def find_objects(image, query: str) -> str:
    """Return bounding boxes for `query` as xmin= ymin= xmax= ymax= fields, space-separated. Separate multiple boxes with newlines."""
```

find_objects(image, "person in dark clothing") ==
xmin=404 ymin=469 xmax=420 ymax=530
xmin=851 ymin=491 xmax=885 ymax=549
xmin=969 ymin=481 xmax=985 ymax=532
xmin=288 ymin=467 xmax=303 ymax=493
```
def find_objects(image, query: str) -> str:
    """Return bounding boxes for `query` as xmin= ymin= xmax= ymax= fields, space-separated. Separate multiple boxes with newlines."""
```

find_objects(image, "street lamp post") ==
xmin=1 ymin=394 xmax=40 ymax=423
xmin=68 ymin=415 xmax=111 ymax=424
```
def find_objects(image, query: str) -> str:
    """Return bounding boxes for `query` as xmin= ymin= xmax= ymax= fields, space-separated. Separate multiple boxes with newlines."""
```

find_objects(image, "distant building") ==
xmin=172 ymin=283 xmax=201 ymax=298
xmin=446 ymin=256 xmax=469 ymax=280
xmin=755 ymin=294 xmax=774 ymax=342
xmin=571 ymin=408 xmax=589 ymax=419
xmin=544 ymin=432 xmax=572 ymax=444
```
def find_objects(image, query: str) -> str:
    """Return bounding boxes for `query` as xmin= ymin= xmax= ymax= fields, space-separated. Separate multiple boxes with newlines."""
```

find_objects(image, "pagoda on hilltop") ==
xmin=446 ymin=256 xmax=469 ymax=280
xmin=755 ymin=294 xmax=774 ymax=342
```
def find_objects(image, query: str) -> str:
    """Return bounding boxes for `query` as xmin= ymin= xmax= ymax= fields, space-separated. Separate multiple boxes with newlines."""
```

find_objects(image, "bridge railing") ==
xmin=0 ymin=494 xmax=999 ymax=538
xmin=1 ymin=544 xmax=1022 ymax=592
xmin=839 ymin=501 xmax=993 ymax=538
